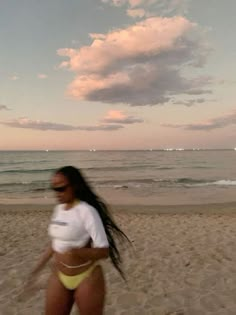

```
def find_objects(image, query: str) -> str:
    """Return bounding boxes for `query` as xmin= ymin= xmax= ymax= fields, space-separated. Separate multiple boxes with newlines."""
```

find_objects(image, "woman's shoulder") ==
xmin=54 ymin=203 xmax=64 ymax=211
xmin=76 ymin=201 xmax=97 ymax=217
xmin=76 ymin=201 xmax=94 ymax=211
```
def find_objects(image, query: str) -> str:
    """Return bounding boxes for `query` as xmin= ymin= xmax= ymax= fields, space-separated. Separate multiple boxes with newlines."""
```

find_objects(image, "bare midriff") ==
xmin=53 ymin=245 xmax=94 ymax=276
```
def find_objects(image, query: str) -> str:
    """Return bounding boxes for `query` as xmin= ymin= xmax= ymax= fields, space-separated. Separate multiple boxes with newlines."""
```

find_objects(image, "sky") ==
xmin=0 ymin=0 xmax=236 ymax=150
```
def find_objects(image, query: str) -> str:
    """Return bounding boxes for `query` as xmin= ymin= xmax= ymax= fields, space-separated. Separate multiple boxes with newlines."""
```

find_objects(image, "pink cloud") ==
xmin=126 ymin=8 xmax=146 ymax=17
xmin=67 ymin=72 xmax=130 ymax=99
xmin=162 ymin=110 xmax=236 ymax=131
xmin=58 ymin=16 xmax=192 ymax=74
xmin=129 ymin=0 xmax=144 ymax=8
xmin=37 ymin=74 xmax=48 ymax=79
xmin=58 ymin=16 xmax=211 ymax=106
xmin=101 ymin=110 xmax=144 ymax=124
xmin=1 ymin=117 xmax=123 ymax=131
xmin=10 ymin=75 xmax=19 ymax=81
xmin=104 ymin=110 xmax=126 ymax=120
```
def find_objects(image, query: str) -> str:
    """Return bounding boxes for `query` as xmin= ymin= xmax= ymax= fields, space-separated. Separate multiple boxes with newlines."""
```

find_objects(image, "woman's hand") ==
xmin=24 ymin=273 xmax=37 ymax=290
xmin=18 ymin=273 xmax=38 ymax=302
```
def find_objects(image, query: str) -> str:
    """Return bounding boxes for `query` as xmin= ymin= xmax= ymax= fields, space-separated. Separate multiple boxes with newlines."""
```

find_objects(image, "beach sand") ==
xmin=1 ymin=203 xmax=236 ymax=314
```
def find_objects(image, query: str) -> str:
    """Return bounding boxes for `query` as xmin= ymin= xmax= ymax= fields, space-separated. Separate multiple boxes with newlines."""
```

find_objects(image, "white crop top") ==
xmin=48 ymin=201 xmax=109 ymax=253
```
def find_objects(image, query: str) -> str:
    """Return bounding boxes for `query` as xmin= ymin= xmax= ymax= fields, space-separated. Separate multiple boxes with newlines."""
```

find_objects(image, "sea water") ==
xmin=0 ymin=150 xmax=236 ymax=205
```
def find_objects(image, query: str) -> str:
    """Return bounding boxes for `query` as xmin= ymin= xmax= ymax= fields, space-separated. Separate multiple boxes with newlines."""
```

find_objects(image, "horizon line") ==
xmin=0 ymin=148 xmax=236 ymax=152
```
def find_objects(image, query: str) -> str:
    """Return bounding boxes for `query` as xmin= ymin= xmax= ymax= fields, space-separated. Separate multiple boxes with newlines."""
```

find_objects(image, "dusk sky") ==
xmin=0 ymin=0 xmax=236 ymax=150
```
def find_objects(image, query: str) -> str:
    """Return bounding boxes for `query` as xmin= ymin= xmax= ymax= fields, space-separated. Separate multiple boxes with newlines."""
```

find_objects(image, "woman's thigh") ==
xmin=45 ymin=273 xmax=74 ymax=315
xmin=74 ymin=265 xmax=106 ymax=315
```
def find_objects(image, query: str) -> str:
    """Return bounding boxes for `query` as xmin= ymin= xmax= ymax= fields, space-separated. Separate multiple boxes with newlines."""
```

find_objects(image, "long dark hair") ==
xmin=55 ymin=165 xmax=130 ymax=280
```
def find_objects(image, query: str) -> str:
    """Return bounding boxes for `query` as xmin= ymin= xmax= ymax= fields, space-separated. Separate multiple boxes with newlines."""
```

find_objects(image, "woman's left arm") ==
xmin=70 ymin=203 xmax=110 ymax=261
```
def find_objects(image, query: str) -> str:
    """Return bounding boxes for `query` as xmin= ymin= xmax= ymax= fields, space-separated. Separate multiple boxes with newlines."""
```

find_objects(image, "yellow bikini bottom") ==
xmin=58 ymin=263 xmax=97 ymax=290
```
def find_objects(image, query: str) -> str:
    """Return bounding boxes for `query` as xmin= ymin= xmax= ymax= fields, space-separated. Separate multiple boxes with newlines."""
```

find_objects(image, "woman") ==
xmin=29 ymin=166 xmax=130 ymax=315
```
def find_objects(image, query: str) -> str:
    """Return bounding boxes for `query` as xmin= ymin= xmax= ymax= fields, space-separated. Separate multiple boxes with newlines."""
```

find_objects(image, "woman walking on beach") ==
xmin=29 ymin=166 xmax=130 ymax=315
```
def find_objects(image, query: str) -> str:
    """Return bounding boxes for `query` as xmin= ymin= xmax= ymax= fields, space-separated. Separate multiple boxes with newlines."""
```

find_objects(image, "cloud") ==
xmin=162 ymin=111 xmax=236 ymax=131
xmin=172 ymin=98 xmax=206 ymax=107
xmin=101 ymin=0 xmax=127 ymax=6
xmin=126 ymin=8 xmax=146 ymax=18
xmin=1 ymin=117 xmax=123 ymax=131
xmin=102 ymin=0 xmax=190 ymax=17
xmin=58 ymin=16 xmax=211 ymax=106
xmin=0 ymin=105 xmax=11 ymax=111
xmin=101 ymin=110 xmax=144 ymax=123
xmin=10 ymin=75 xmax=19 ymax=81
xmin=37 ymin=74 xmax=48 ymax=79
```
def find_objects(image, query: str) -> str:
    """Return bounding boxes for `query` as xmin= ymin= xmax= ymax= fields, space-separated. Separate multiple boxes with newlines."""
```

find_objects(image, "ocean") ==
xmin=0 ymin=150 xmax=236 ymax=205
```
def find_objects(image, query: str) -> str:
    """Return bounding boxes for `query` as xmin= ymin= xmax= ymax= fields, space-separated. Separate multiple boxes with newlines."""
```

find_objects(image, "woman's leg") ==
xmin=45 ymin=273 xmax=74 ymax=315
xmin=74 ymin=265 xmax=106 ymax=315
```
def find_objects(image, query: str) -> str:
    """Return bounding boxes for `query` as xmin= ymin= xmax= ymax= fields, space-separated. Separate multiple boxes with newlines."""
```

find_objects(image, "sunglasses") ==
xmin=51 ymin=184 xmax=69 ymax=192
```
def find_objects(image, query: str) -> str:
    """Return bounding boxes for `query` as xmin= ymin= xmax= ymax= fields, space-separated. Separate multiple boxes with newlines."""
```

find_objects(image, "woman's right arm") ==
xmin=22 ymin=244 xmax=54 ymax=293
xmin=30 ymin=205 xmax=58 ymax=276
xmin=30 ymin=243 xmax=54 ymax=276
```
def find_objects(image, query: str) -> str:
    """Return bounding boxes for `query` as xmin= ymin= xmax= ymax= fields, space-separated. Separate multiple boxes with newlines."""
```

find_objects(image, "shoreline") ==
xmin=0 ymin=201 xmax=236 ymax=215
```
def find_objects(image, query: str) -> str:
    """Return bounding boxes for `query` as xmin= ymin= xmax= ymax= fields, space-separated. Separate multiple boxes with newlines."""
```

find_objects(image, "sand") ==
xmin=1 ymin=203 xmax=236 ymax=314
